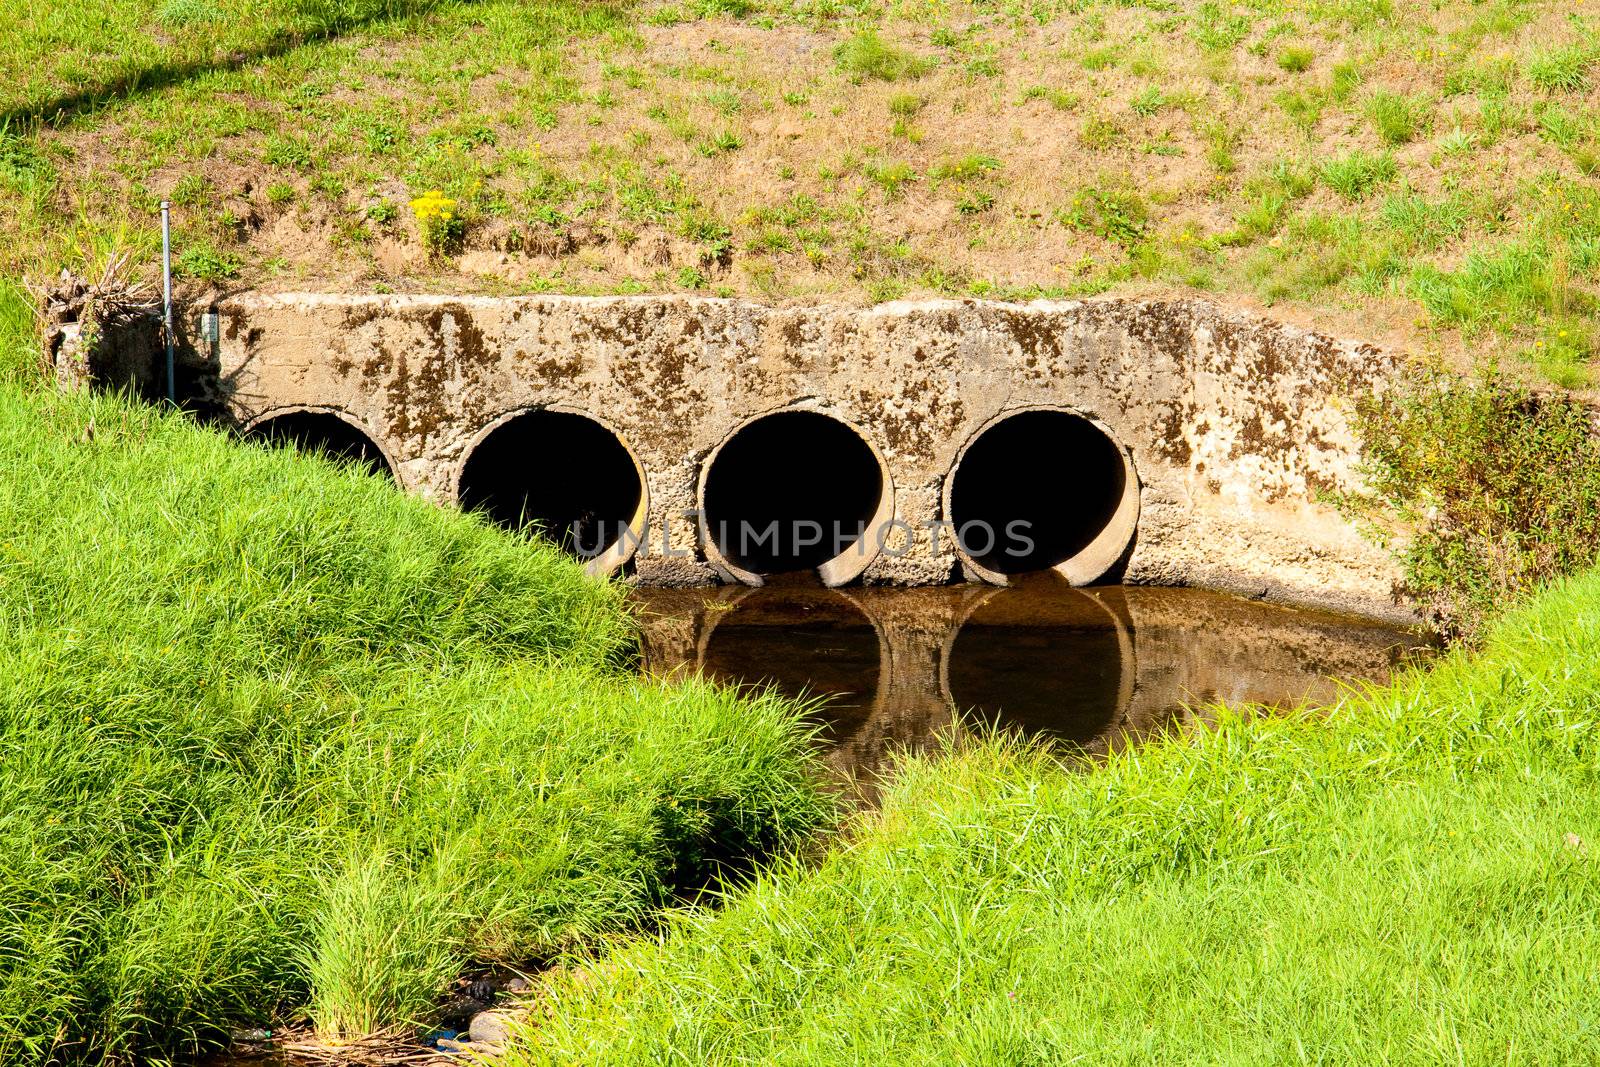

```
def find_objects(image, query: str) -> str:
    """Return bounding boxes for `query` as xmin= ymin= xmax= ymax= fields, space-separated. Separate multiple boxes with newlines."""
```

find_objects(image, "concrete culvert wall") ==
xmin=247 ymin=410 xmax=394 ymax=478
xmin=204 ymin=294 xmax=1412 ymax=618
xmin=947 ymin=409 xmax=1139 ymax=585
xmin=457 ymin=409 xmax=647 ymax=575
xmin=701 ymin=410 xmax=889 ymax=586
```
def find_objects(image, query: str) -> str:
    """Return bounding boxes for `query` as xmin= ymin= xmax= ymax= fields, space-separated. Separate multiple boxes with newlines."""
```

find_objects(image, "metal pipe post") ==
xmin=160 ymin=201 xmax=175 ymax=404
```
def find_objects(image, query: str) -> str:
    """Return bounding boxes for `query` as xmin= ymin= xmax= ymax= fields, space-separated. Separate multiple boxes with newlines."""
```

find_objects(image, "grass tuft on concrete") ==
xmin=0 ymin=374 xmax=830 ymax=1063
xmin=512 ymin=571 xmax=1600 ymax=1064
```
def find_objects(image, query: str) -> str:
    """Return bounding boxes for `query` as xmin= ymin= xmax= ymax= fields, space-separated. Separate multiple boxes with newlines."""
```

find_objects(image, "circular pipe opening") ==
xmin=246 ymin=409 xmax=395 ymax=479
xmin=699 ymin=410 xmax=890 ymax=586
xmin=458 ymin=409 xmax=647 ymax=575
xmin=945 ymin=408 xmax=1138 ymax=585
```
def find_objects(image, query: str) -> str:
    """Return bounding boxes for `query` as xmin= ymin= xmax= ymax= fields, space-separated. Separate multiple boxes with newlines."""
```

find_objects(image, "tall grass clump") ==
xmin=512 ymin=569 xmax=1600 ymax=1064
xmin=1339 ymin=370 xmax=1600 ymax=640
xmin=0 ymin=380 xmax=830 ymax=1063
xmin=1318 ymin=149 xmax=1396 ymax=200
xmin=0 ymin=279 xmax=39 ymax=388
xmin=1367 ymin=89 xmax=1427 ymax=144
xmin=833 ymin=31 xmax=931 ymax=83
xmin=1524 ymin=43 xmax=1594 ymax=93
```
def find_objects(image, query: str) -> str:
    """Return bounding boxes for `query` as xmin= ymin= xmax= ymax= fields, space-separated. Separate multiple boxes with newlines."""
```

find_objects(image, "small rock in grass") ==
xmin=1565 ymin=832 xmax=1585 ymax=853
xmin=470 ymin=1010 xmax=512 ymax=1046
xmin=505 ymin=976 xmax=532 ymax=994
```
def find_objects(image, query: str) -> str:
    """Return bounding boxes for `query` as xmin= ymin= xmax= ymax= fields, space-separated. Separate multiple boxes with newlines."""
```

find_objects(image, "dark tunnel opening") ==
xmin=947 ymin=410 xmax=1128 ymax=576
xmin=248 ymin=411 xmax=393 ymax=478
xmin=702 ymin=411 xmax=885 ymax=577
xmin=458 ymin=410 xmax=645 ymax=562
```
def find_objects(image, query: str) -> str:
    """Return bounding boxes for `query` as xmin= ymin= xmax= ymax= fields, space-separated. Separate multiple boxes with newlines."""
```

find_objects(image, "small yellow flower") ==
xmin=410 ymin=190 xmax=461 ymax=253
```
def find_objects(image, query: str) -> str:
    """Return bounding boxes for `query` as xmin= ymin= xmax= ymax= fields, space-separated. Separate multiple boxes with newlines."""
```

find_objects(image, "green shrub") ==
xmin=174 ymin=242 xmax=242 ymax=281
xmin=1341 ymin=370 xmax=1600 ymax=638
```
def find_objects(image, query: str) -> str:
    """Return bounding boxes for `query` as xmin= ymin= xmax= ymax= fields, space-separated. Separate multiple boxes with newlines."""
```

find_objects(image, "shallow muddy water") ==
xmin=632 ymin=577 xmax=1431 ymax=793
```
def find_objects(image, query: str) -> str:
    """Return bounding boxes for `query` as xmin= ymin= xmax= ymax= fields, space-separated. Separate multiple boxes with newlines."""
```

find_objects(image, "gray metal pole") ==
xmin=160 ymin=201 xmax=175 ymax=404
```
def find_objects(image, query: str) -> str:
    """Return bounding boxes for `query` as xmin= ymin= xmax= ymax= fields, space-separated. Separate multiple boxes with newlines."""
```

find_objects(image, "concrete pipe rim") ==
xmin=240 ymin=404 xmax=402 ymax=484
xmin=453 ymin=404 xmax=651 ymax=579
xmin=942 ymin=405 xmax=1140 ymax=587
xmin=696 ymin=405 xmax=895 ymax=588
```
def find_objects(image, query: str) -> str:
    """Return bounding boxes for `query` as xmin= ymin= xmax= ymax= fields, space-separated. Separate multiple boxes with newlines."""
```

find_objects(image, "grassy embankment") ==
xmin=0 ymin=295 xmax=830 ymax=1063
xmin=514 ymin=571 xmax=1600 ymax=1063
xmin=4 ymin=0 xmax=1598 ymax=381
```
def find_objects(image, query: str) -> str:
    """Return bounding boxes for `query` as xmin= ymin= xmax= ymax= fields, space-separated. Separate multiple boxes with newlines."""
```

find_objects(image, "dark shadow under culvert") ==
xmin=947 ymin=409 xmax=1138 ymax=583
xmin=458 ymin=409 xmax=646 ymax=568
xmin=701 ymin=410 xmax=887 ymax=583
xmin=247 ymin=410 xmax=394 ymax=478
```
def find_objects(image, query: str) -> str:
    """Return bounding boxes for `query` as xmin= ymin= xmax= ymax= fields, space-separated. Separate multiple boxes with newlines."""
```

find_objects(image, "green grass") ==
xmin=510 ymin=570 xmax=1600 ymax=1064
xmin=1319 ymin=149 xmax=1397 ymax=200
xmin=1368 ymin=88 xmax=1428 ymax=145
xmin=2 ymin=0 xmax=462 ymax=126
xmin=0 ymin=367 xmax=829 ymax=1062
xmin=1275 ymin=44 xmax=1314 ymax=73
xmin=1524 ymin=42 xmax=1594 ymax=92
xmin=833 ymin=31 xmax=930 ymax=83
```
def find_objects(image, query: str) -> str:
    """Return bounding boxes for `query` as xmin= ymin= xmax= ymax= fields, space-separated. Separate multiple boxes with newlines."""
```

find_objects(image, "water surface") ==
xmin=633 ymin=577 xmax=1429 ymax=793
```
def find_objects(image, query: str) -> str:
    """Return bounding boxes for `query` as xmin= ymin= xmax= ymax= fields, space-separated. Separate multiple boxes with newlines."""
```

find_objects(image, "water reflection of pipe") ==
xmin=939 ymin=577 xmax=1138 ymax=752
xmin=631 ymin=579 xmax=1147 ymax=776
xmin=631 ymin=582 xmax=1429 ymax=797
xmin=692 ymin=585 xmax=890 ymax=752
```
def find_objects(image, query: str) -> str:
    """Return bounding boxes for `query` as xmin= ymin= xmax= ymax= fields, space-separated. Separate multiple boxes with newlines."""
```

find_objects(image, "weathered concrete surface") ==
xmin=195 ymin=292 xmax=1409 ymax=618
